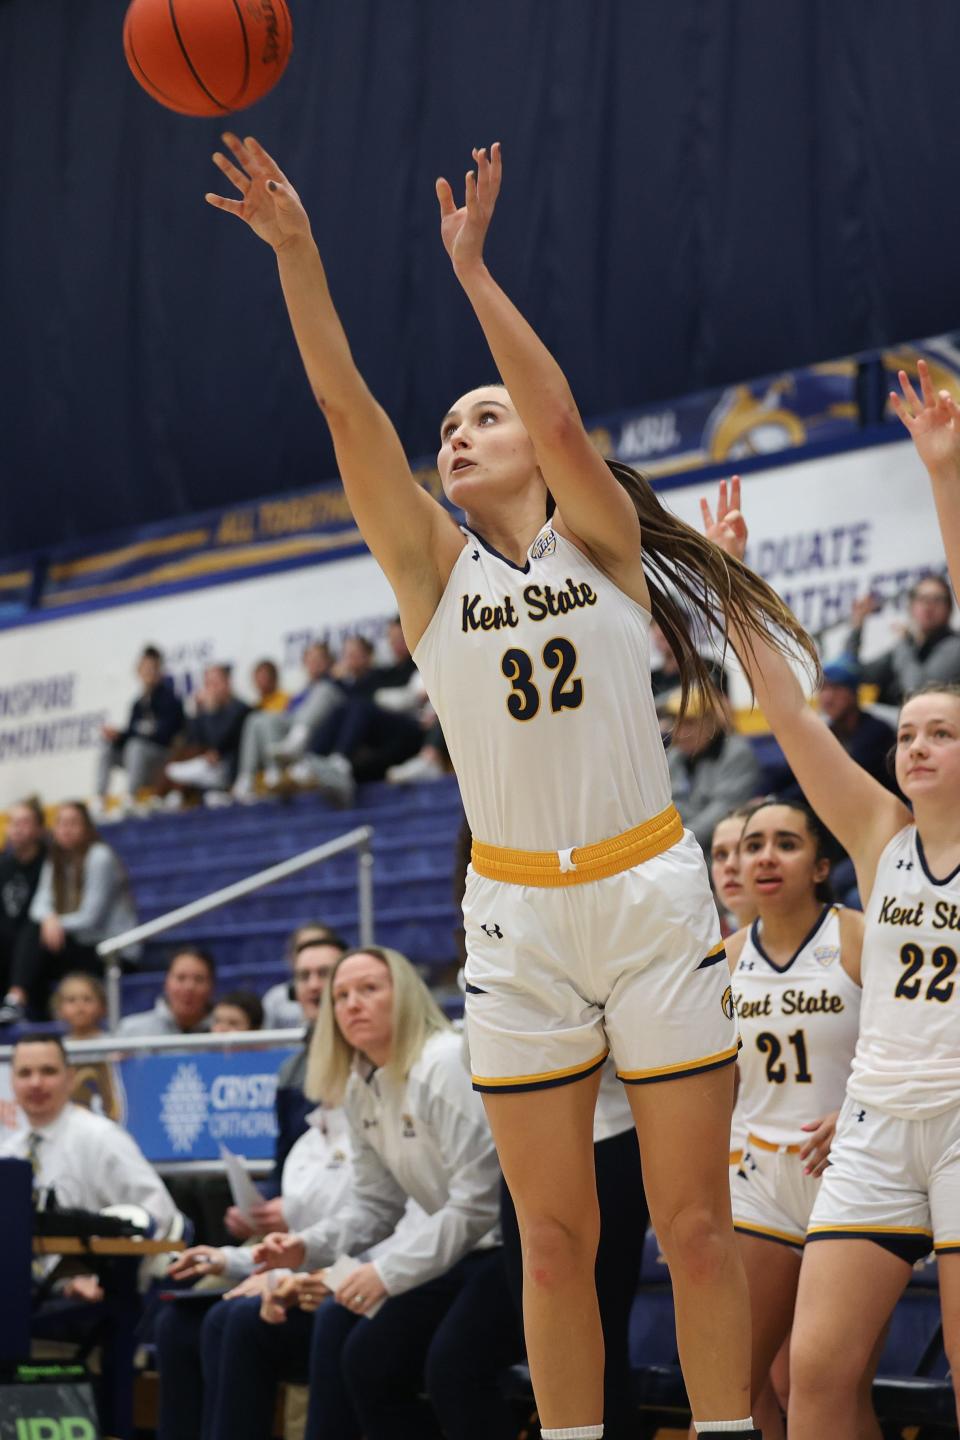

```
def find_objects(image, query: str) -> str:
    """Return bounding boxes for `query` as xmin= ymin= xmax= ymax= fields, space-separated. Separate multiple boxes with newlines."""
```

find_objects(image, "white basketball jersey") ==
xmin=733 ymin=905 xmax=861 ymax=1146
xmin=849 ymin=826 xmax=960 ymax=1119
xmin=414 ymin=524 xmax=672 ymax=850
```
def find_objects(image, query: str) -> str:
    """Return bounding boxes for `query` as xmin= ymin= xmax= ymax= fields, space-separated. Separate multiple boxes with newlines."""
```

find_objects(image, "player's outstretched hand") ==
xmin=700 ymin=476 xmax=748 ymax=562
xmin=436 ymin=143 xmax=502 ymax=273
xmin=891 ymin=358 xmax=960 ymax=478
xmin=206 ymin=134 xmax=312 ymax=253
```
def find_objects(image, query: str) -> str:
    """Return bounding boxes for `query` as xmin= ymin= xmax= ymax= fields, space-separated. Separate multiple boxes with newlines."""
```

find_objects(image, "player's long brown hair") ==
xmin=609 ymin=461 xmax=821 ymax=723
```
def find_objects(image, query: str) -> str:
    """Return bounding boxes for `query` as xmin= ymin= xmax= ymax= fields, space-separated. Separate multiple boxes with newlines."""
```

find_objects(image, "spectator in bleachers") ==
xmin=53 ymin=971 xmax=107 ymax=1039
xmin=0 ymin=802 xmax=138 ymax=1027
xmin=218 ymin=946 xmax=507 ymax=1440
xmin=261 ymin=923 xmax=345 ymax=1030
xmin=232 ymin=641 xmax=340 ymax=801
xmin=164 ymin=664 xmax=250 ymax=805
xmin=0 ymin=797 xmax=47 ymax=1003
xmin=93 ymin=646 xmax=184 ymax=815
xmin=211 ymin=989 xmax=264 ymax=1032
xmin=649 ymin=618 xmax=682 ymax=697
xmin=250 ymin=658 xmax=289 ymax=713
xmin=290 ymin=631 xmax=424 ymax=803
xmin=662 ymin=688 xmax=762 ymax=850
xmin=842 ymin=573 xmax=960 ymax=705
xmin=52 ymin=973 xmax=122 ymax=1120
xmin=116 ymin=945 xmax=215 ymax=1037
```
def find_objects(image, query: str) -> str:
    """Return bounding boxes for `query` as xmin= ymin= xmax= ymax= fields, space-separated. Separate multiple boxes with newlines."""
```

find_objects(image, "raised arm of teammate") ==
xmin=436 ymin=144 xmax=649 ymax=606
xmin=701 ymin=477 xmax=910 ymax=901
xmin=890 ymin=358 xmax=960 ymax=602
xmin=205 ymin=134 xmax=464 ymax=646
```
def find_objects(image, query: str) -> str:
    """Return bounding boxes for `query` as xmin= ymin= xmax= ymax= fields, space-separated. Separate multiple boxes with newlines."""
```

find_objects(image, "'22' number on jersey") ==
xmin=501 ymin=639 xmax=583 ymax=721
xmin=894 ymin=943 xmax=957 ymax=1003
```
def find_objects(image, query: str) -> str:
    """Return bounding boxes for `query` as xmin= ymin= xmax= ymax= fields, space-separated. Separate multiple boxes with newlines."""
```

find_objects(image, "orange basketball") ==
xmin=123 ymin=0 xmax=293 ymax=117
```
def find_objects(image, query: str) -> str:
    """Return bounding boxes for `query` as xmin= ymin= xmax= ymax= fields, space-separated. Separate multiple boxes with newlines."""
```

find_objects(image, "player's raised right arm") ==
xmin=890 ymin=358 xmax=960 ymax=603
xmin=206 ymin=134 xmax=463 ymax=639
xmin=702 ymin=478 xmax=910 ymax=897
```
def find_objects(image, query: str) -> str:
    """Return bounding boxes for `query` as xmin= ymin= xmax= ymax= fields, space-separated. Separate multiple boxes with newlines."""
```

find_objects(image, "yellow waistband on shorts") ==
xmin=747 ymin=1132 xmax=803 ymax=1156
xmin=471 ymin=804 xmax=683 ymax=887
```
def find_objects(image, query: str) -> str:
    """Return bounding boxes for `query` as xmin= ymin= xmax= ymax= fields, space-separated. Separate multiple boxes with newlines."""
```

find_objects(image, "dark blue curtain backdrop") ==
xmin=2 ymin=0 xmax=960 ymax=554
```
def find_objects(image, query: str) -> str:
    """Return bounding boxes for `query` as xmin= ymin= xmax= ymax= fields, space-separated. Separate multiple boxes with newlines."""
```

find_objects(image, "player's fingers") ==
xmin=212 ymin=150 xmax=249 ymax=194
xmin=243 ymin=135 xmax=285 ymax=181
xmin=889 ymin=391 xmax=913 ymax=426
xmin=465 ymin=169 xmax=479 ymax=214
xmin=435 ymin=177 xmax=457 ymax=218
xmin=700 ymin=497 xmax=714 ymax=530
xmin=899 ymin=368 xmax=923 ymax=415
xmin=204 ymin=194 xmax=246 ymax=216
xmin=489 ymin=141 xmax=503 ymax=195
xmin=917 ymin=357 xmax=937 ymax=407
xmin=729 ymin=474 xmax=741 ymax=512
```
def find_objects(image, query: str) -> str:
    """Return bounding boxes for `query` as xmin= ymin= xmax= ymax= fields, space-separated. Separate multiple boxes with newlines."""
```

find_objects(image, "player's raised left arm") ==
xmin=436 ymin=145 xmax=643 ymax=575
xmin=891 ymin=359 xmax=960 ymax=599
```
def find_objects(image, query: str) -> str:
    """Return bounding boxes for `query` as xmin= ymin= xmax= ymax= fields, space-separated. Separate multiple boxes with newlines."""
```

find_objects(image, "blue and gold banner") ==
xmin=2 ymin=333 xmax=959 ymax=622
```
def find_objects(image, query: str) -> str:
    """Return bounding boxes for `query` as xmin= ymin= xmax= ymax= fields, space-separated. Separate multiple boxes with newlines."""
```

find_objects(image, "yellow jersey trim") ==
xmin=747 ymin=1132 xmax=804 ymax=1156
xmin=472 ymin=1049 xmax=610 ymax=1091
xmin=734 ymin=1221 xmax=805 ymax=1247
xmin=617 ymin=1041 xmax=740 ymax=1084
xmin=807 ymin=1224 xmax=933 ymax=1238
xmin=471 ymin=804 xmax=683 ymax=888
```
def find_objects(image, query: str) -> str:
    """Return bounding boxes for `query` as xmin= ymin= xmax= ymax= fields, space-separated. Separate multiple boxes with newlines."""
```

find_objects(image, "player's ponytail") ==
xmin=609 ymin=461 xmax=821 ymax=722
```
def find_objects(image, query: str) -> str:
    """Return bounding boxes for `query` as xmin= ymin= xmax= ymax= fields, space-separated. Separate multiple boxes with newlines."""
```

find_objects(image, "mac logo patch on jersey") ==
xmin=813 ymin=944 xmax=840 ymax=968
xmin=530 ymin=529 xmax=557 ymax=559
xmin=721 ymin=985 xmax=736 ymax=1020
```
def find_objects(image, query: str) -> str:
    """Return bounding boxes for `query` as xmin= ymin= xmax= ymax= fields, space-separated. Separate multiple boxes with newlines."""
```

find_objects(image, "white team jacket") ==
xmin=298 ymin=1031 xmax=501 ymax=1295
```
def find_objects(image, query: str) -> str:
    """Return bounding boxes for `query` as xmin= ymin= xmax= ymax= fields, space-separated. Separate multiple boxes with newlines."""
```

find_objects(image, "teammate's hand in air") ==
xmin=252 ymin=1231 xmax=306 ymax=1272
xmin=799 ymin=1110 xmax=838 ymax=1178
xmin=436 ymin=143 xmax=502 ymax=273
xmin=700 ymin=476 xmax=747 ymax=562
xmin=890 ymin=358 xmax=960 ymax=478
xmin=206 ymin=134 xmax=312 ymax=253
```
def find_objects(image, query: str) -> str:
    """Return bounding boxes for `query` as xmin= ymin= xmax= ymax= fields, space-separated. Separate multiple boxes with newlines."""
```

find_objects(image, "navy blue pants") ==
xmin=155 ymin=1247 xmax=522 ymax=1440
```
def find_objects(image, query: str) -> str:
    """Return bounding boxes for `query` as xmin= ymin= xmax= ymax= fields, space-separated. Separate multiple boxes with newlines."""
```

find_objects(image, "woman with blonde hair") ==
xmin=197 ymin=944 xmax=513 ymax=1440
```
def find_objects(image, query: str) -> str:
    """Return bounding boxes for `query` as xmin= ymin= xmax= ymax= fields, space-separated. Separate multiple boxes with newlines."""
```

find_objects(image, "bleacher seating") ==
xmin=107 ymin=777 xmax=465 ymax=1016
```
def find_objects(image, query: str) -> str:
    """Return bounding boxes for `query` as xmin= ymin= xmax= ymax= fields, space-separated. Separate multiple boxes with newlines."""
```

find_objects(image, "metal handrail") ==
xmin=97 ymin=824 xmax=375 ymax=1029
xmin=0 ymin=1028 xmax=307 ymax=1063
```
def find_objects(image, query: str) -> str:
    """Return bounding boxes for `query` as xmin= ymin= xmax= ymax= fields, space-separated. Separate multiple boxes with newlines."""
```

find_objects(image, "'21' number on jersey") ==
xmin=501 ymin=639 xmax=583 ymax=721
xmin=756 ymin=1029 xmax=812 ymax=1085
xmin=894 ymin=943 xmax=957 ymax=1003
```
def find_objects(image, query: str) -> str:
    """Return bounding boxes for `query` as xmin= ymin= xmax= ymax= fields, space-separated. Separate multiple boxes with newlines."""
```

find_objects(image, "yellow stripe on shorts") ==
xmin=471 ymin=804 xmax=683 ymax=887
xmin=472 ymin=1049 xmax=609 ymax=1094
xmin=617 ymin=1041 xmax=740 ymax=1085
xmin=734 ymin=1221 xmax=806 ymax=1248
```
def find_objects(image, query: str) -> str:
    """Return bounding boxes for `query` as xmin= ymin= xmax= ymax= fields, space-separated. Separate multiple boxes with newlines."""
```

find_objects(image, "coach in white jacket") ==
xmin=202 ymin=946 xmax=518 ymax=1440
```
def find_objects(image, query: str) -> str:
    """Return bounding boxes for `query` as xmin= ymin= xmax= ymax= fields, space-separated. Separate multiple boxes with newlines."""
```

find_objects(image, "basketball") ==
xmin=123 ymin=0 xmax=293 ymax=117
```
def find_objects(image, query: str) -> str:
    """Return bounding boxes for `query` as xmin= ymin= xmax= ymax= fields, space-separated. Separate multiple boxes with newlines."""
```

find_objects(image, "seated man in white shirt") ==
xmin=0 ymin=1033 xmax=179 ymax=1301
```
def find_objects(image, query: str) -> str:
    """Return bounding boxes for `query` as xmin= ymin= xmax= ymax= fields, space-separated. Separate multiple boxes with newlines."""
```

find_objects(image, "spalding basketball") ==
xmin=123 ymin=0 xmax=293 ymax=117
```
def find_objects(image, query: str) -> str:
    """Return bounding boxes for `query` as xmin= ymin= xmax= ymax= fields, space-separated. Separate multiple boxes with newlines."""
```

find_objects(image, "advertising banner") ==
xmin=0 ymin=1383 xmax=99 ymax=1439
xmin=115 ymin=1047 xmax=296 ymax=1163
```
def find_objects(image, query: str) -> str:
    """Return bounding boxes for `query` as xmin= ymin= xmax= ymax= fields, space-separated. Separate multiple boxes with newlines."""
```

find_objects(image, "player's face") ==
xmin=13 ymin=1042 xmax=73 ymax=1127
xmin=437 ymin=387 xmax=540 ymax=508
xmin=331 ymin=953 xmax=394 ymax=1060
xmin=710 ymin=816 xmax=748 ymax=917
xmin=895 ymin=693 xmax=960 ymax=798
xmin=739 ymin=806 xmax=828 ymax=910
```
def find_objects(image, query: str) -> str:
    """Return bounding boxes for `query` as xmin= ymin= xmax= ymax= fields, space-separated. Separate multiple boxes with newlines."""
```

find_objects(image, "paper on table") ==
xmin=218 ymin=1142 xmax=266 ymax=1223
xmin=321 ymin=1254 xmax=386 ymax=1318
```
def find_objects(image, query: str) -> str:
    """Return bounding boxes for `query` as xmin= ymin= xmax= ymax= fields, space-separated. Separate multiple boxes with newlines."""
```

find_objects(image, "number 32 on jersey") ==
xmin=501 ymin=638 xmax=583 ymax=721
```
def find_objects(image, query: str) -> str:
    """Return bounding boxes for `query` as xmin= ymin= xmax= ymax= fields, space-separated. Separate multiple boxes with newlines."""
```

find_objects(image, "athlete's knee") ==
xmin=520 ymin=1209 xmax=600 ymax=1295
xmin=654 ymin=1200 xmax=734 ymax=1287
xmin=790 ymin=1321 xmax=860 ymax=1407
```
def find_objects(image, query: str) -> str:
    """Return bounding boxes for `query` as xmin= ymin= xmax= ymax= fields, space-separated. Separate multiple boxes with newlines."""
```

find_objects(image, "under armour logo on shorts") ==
xmin=481 ymin=923 xmax=503 ymax=939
